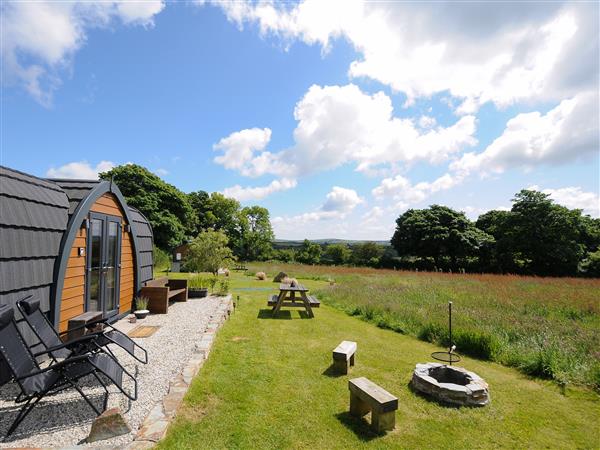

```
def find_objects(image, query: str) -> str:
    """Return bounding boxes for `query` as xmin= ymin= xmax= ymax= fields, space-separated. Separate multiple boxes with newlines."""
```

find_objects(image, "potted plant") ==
xmin=188 ymin=275 xmax=209 ymax=298
xmin=134 ymin=296 xmax=150 ymax=319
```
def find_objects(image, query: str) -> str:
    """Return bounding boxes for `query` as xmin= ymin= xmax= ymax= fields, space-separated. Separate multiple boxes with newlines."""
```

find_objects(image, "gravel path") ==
xmin=0 ymin=296 xmax=224 ymax=447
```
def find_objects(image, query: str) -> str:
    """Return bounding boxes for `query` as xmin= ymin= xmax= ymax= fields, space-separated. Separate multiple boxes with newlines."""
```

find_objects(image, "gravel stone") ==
xmin=0 ymin=295 xmax=227 ymax=447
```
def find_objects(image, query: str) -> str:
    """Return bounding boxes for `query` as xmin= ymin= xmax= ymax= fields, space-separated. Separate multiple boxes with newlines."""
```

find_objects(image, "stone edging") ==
xmin=124 ymin=295 xmax=233 ymax=449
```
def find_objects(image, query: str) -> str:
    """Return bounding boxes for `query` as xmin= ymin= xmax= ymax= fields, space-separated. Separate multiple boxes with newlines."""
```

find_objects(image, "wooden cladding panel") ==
xmin=59 ymin=304 xmax=85 ymax=332
xmin=90 ymin=193 xmax=124 ymax=217
xmin=119 ymin=230 xmax=134 ymax=313
xmin=59 ymin=225 xmax=86 ymax=330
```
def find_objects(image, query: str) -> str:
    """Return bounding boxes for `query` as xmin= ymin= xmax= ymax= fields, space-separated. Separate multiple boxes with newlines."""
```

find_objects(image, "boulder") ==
xmin=87 ymin=408 xmax=131 ymax=443
xmin=273 ymin=272 xmax=288 ymax=282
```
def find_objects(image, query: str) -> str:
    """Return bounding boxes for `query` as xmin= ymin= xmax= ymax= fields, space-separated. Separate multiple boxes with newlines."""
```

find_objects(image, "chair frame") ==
xmin=16 ymin=295 xmax=148 ymax=364
xmin=0 ymin=305 xmax=137 ymax=437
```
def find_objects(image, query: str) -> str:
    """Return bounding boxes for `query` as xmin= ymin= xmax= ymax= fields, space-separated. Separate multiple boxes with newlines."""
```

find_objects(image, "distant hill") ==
xmin=273 ymin=238 xmax=390 ymax=249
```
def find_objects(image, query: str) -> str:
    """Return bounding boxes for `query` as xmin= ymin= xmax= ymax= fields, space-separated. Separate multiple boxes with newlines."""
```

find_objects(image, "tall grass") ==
xmin=249 ymin=262 xmax=600 ymax=389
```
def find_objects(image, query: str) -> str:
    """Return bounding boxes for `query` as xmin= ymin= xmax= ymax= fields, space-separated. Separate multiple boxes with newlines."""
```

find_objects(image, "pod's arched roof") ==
xmin=0 ymin=166 xmax=69 ymax=312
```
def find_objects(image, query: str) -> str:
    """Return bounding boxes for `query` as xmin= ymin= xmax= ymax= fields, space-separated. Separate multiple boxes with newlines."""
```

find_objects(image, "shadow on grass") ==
xmin=322 ymin=363 xmax=345 ymax=378
xmin=257 ymin=309 xmax=292 ymax=320
xmin=256 ymin=309 xmax=313 ymax=320
xmin=335 ymin=411 xmax=384 ymax=441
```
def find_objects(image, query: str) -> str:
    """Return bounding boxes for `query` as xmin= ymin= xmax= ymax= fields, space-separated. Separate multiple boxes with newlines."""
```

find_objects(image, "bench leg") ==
xmin=333 ymin=358 xmax=349 ymax=375
xmin=371 ymin=410 xmax=395 ymax=432
xmin=349 ymin=392 xmax=370 ymax=417
xmin=349 ymin=353 xmax=355 ymax=367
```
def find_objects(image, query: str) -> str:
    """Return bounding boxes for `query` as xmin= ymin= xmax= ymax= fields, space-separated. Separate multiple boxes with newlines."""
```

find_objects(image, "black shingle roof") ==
xmin=0 ymin=166 xmax=69 ymax=313
xmin=129 ymin=206 xmax=154 ymax=286
xmin=50 ymin=179 xmax=100 ymax=215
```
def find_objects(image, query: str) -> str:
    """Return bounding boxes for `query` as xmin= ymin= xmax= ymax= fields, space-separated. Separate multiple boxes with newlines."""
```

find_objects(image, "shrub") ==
xmin=153 ymin=245 xmax=171 ymax=272
xmin=186 ymin=229 xmax=234 ymax=275
xmin=256 ymin=271 xmax=267 ymax=280
xmin=217 ymin=279 xmax=230 ymax=296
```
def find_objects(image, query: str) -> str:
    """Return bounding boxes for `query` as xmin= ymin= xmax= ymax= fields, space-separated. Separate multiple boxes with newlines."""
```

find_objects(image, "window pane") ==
xmin=89 ymin=270 xmax=99 ymax=311
xmin=105 ymin=221 xmax=119 ymax=311
xmin=90 ymin=219 xmax=102 ymax=269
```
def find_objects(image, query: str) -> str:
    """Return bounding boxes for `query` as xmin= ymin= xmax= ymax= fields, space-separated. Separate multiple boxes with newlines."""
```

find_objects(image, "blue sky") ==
xmin=1 ymin=1 xmax=598 ymax=239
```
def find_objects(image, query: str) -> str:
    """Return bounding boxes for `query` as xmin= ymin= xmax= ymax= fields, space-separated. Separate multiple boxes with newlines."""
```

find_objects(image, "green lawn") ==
xmin=158 ymin=270 xmax=600 ymax=449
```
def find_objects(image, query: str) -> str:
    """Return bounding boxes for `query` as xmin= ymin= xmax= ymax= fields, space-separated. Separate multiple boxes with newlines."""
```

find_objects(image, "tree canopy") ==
xmin=296 ymin=239 xmax=323 ymax=265
xmin=185 ymin=229 xmax=234 ymax=275
xmin=237 ymin=206 xmax=274 ymax=261
xmin=323 ymin=243 xmax=351 ymax=265
xmin=391 ymin=205 xmax=492 ymax=270
xmin=100 ymin=164 xmax=195 ymax=249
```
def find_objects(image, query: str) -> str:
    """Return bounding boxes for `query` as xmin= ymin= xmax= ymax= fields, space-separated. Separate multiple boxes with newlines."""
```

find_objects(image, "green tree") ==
xmin=274 ymin=248 xmax=296 ymax=263
xmin=186 ymin=229 xmax=234 ymax=275
xmin=296 ymin=240 xmax=322 ymax=265
xmin=207 ymin=193 xmax=241 ymax=237
xmin=351 ymin=242 xmax=385 ymax=267
xmin=323 ymin=243 xmax=351 ymax=265
xmin=188 ymin=190 xmax=212 ymax=235
xmin=391 ymin=205 xmax=492 ymax=270
xmin=579 ymin=247 xmax=600 ymax=277
xmin=100 ymin=164 xmax=195 ymax=249
xmin=476 ymin=210 xmax=511 ymax=272
xmin=237 ymin=206 xmax=274 ymax=261
xmin=502 ymin=190 xmax=587 ymax=276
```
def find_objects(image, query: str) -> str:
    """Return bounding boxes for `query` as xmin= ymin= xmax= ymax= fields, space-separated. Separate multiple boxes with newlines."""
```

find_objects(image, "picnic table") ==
xmin=268 ymin=283 xmax=320 ymax=318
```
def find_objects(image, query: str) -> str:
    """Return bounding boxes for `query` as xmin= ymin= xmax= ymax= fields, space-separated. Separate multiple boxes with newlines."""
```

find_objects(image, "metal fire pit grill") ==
xmin=431 ymin=301 xmax=461 ymax=365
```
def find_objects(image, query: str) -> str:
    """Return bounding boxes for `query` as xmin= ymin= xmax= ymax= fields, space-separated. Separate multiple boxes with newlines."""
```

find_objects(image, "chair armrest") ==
xmin=167 ymin=279 xmax=188 ymax=289
xmin=18 ymin=354 xmax=91 ymax=379
xmin=32 ymin=334 xmax=101 ymax=357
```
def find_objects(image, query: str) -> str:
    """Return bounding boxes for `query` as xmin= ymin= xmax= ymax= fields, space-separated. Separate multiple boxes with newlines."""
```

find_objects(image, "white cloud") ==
xmin=222 ymin=178 xmax=297 ymax=201
xmin=46 ymin=160 xmax=115 ymax=179
xmin=272 ymin=186 xmax=362 ymax=228
xmin=213 ymin=127 xmax=279 ymax=176
xmin=213 ymin=84 xmax=477 ymax=180
xmin=322 ymin=186 xmax=363 ymax=213
xmin=529 ymin=185 xmax=600 ymax=217
xmin=202 ymin=1 xmax=597 ymax=112
xmin=1 ymin=1 xmax=165 ymax=105
xmin=372 ymin=173 xmax=464 ymax=209
xmin=451 ymin=91 xmax=599 ymax=175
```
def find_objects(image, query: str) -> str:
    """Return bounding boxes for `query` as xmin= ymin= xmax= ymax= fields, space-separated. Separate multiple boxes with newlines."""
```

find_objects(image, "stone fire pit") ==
xmin=411 ymin=362 xmax=490 ymax=407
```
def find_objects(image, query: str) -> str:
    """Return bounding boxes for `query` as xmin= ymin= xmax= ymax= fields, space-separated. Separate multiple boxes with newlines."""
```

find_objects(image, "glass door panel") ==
xmin=88 ymin=218 xmax=104 ymax=312
xmin=86 ymin=213 xmax=122 ymax=317
xmin=105 ymin=220 xmax=120 ymax=314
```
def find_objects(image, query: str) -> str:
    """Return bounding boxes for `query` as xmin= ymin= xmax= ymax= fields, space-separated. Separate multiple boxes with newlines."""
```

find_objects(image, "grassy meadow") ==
xmin=159 ymin=270 xmax=600 ymax=449
xmin=243 ymin=263 xmax=600 ymax=389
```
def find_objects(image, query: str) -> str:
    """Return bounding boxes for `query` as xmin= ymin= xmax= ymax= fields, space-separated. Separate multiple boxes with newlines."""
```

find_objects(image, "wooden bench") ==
xmin=348 ymin=377 xmax=398 ymax=432
xmin=233 ymin=265 xmax=248 ymax=271
xmin=267 ymin=294 xmax=321 ymax=308
xmin=333 ymin=340 xmax=356 ymax=374
xmin=307 ymin=295 xmax=320 ymax=307
xmin=140 ymin=277 xmax=188 ymax=314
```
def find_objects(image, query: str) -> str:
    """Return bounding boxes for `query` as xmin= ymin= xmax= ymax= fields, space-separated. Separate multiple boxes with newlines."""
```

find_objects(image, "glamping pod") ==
xmin=0 ymin=166 xmax=154 ymax=333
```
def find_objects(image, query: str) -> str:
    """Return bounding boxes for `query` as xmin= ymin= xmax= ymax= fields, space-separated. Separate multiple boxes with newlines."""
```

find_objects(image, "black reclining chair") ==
xmin=17 ymin=296 xmax=147 ymax=364
xmin=0 ymin=304 xmax=137 ymax=437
